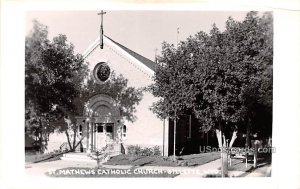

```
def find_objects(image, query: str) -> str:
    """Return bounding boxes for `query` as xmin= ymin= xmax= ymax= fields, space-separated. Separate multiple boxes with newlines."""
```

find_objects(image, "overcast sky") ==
xmin=26 ymin=11 xmax=247 ymax=61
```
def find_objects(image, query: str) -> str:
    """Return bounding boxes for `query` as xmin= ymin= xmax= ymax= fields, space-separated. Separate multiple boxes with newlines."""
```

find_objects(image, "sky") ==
xmin=26 ymin=11 xmax=248 ymax=61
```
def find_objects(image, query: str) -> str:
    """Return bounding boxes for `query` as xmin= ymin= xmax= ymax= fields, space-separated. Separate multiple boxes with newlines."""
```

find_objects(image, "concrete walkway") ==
xmin=245 ymin=164 xmax=271 ymax=177
xmin=25 ymin=160 xmax=96 ymax=178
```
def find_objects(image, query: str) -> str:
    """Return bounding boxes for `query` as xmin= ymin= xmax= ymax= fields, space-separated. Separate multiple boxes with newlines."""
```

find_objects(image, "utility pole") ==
xmin=173 ymin=110 xmax=177 ymax=161
xmin=154 ymin=48 xmax=158 ymax=63
xmin=176 ymin=27 xmax=179 ymax=48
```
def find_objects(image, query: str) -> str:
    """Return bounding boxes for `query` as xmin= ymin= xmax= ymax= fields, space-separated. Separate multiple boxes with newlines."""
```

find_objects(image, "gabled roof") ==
xmin=105 ymin=36 xmax=157 ymax=71
xmin=82 ymin=35 xmax=157 ymax=73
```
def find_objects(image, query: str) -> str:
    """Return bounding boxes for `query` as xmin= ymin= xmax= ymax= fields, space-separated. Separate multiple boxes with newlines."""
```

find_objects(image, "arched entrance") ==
xmin=76 ymin=94 xmax=122 ymax=154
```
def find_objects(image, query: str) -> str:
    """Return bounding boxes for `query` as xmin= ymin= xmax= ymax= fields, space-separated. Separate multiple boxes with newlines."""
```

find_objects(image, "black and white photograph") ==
xmin=24 ymin=10 xmax=273 ymax=178
xmin=1 ymin=1 xmax=300 ymax=189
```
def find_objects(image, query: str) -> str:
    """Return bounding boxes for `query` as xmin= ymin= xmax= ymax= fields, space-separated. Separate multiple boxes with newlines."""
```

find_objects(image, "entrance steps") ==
xmin=61 ymin=153 xmax=96 ymax=163
xmin=61 ymin=152 xmax=121 ymax=163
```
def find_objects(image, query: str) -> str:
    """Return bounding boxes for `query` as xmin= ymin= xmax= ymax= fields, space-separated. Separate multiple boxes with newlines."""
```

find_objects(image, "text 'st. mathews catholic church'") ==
xmin=46 ymin=34 xmax=171 ymax=156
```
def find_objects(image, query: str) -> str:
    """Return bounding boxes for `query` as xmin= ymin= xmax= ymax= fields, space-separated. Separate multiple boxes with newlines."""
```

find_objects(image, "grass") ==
xmin=104 ymin=152 xmax=221 ymax=167
xmin=25 ymin=151 xmax=63 ymax=163
xmin=46 ymin=167 xmax=178 ymax=178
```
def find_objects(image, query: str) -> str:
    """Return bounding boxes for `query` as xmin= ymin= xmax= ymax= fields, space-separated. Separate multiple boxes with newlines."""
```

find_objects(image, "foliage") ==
xmin=26 ymin=20 xmax=143 ymax=152
xmin=127 ymin=145 xmax=161 ymax=156
xmin=149 ymin=12 xmax=273 ymax=138
xmin=25 ymin=20 xmax=89 ymax=152
xmin=75 ymin=72 xmax=143 ymax=123
xmin=152 ymin=145 xmax=162 ymax=156
xmin=89 ymin=145 xmax=110 ymax=168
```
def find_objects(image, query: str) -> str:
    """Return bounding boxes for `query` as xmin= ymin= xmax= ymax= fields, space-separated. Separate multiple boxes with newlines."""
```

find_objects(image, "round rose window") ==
xmin=93 ymin=62 xmax=110 ymax=83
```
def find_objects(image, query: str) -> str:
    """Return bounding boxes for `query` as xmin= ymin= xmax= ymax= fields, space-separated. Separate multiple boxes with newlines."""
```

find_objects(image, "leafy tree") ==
xmin=54 ymin=72 xmax=143 ymax=151
xmin=25 ymin=20 xmax=88 ymax=152
xmin=149 ymin=11 xmax=272 ymax=176
xmin=26 ymin=20 xmax=143 ymax=152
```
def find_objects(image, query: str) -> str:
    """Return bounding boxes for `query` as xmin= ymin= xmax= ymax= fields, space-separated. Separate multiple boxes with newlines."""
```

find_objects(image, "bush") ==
xmin=127 ymin=145 xmax=161 ymax=156
xmin=89 ymin=145 xmax=110 ymax=168
xmin=152 ymin=146 xmax=161 ymax=156
xmin=141 ymin=147 xmax=152 ymax=156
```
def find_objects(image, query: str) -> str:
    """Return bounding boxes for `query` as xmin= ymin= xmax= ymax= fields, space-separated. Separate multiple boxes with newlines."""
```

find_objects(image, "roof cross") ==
xmin=98 ymin=10 xmax=107 ymax=49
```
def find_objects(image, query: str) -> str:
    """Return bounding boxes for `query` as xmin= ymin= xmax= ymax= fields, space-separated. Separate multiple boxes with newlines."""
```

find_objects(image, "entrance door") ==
xmin=95 ymin=123 xmax=114 ymax=150
xmin=95 ymin=123 xmax=106 ymax=150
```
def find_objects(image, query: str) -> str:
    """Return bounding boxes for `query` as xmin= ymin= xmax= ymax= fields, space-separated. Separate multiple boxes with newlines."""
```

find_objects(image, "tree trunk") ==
xmin=72 ymin=126 xmax=77 ymax=150
xmin=216 ymin=127 xmax=228 ymax=177
xmin=215 ymin=129 xmax=222 ymax=148
xmin=173 ymin=111 xmax=177 ymax=161
xmin=229 ymin=130 xmax=238 ymax=148
xmin=73 ymin=136 xmax=85 ymax=150
xmin=221 ymin=149 xmax=228 ymax=177
xmin=65 ymin=130 xmax=73 ymax=151
xmin=39 ymin=118 xmax=44 ymax=153
xmin=221 ymin=132 xmax=228 ymax=177
xmin=245 ymin=118 xmax=251 ymax=148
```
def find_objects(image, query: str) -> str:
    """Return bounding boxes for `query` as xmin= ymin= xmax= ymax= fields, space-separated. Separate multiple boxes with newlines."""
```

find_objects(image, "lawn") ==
xmin=46 ymin=167 xmax=178 ymax=178
xmin=25 ymin=151 xmax=63 ymax=163
xmin=104 ymin=152 xmax=221 ymax=167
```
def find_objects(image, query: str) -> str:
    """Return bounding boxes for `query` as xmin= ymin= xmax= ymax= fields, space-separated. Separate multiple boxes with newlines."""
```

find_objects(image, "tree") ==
xmin=25 ymin=20 xmax=88 ymax=152
xmin=26 ymin=20 xmax=144 ymax=153
xmin=54 ymin=72 xmax=143 ymax=151
xmin=149 ymin=11 xmax=273 ymax=176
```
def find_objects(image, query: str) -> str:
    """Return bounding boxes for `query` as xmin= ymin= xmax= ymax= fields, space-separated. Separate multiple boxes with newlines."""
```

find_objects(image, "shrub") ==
xmin=127 ymin=145 xmax=142 ymax=155
xmin=89 ymin=145 xmax=110 ymax=168
xmin=126 ymin=145 xmax=135 ymax=155
xmin=141 ymin=147 xmax=152 ymax=156
xmin=152 ymin=146 xmax=161 ymax=156
xmin=127 ymin=145 xmax=161 ymax=156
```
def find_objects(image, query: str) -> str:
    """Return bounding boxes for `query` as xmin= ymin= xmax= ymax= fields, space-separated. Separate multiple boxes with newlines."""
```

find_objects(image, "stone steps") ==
xmin=61 ymin=153 xmax=96 ymax=163
xmin=61 ymin=152 xmax=121 ymax=163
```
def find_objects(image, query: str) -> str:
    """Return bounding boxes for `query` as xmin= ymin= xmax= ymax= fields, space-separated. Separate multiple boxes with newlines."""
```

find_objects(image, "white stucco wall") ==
xmin=46 ymin=37 xmax=169 ymax=155
xmin=85 ymin=38 xmax=167 ymax=151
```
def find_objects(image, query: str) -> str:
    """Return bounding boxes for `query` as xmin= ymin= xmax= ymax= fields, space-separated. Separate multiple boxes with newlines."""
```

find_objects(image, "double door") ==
xmin=94 ymin=123 xmax=114 ymax=150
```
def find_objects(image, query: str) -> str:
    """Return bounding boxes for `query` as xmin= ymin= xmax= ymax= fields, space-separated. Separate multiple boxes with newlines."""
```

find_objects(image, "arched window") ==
xmin=122 ymin=125 xmax=127 ymax=138
xmin=79 ymin=125 xmax=82 ymax=136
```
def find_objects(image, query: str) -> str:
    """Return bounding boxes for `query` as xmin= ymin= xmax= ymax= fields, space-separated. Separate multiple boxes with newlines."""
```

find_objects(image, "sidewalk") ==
xmin=245 ymin=164 xmax=271 ymax=177
xmin=25 ymin=160 xmax=96 ymax=177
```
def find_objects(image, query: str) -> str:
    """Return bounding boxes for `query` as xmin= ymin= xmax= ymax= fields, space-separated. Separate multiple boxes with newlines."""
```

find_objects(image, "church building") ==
xmin=44 ymin=34 xmax=218 ymax=157
xmin=45 ymin=34 xmax=171 ymax=156
xmin=27 ymin=13 xmax=219 ymax=158
xmin=74 ymin=35 xmax=170 ymax=155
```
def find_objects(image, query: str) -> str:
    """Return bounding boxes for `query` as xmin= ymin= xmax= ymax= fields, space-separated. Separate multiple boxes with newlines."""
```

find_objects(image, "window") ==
xmin=79 ymin=125 xmax=82 ymax=136
xmin=106 ymin=125 xmax=113 ymax=133
xmin=93 ymin=62 xmax=111 ymax=83
xmin=97 ymin=125 xmax=104 ymax=133
xmin=123 ymin=125 xmax=127 ymax=138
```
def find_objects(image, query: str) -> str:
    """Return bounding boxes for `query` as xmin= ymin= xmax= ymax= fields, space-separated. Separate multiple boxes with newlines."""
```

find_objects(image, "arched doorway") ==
xmin=76 ymin=94 xmax=122 ymax=154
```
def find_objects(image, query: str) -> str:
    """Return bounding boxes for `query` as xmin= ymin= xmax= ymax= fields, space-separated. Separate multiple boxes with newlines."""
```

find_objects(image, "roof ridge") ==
xmin=104 ymin=35 xmax=157 ymax=71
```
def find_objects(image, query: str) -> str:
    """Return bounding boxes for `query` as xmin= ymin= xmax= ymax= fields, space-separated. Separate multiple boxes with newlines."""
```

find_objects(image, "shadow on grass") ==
xmin=104 ymin=152 xmax=221 ymax=167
